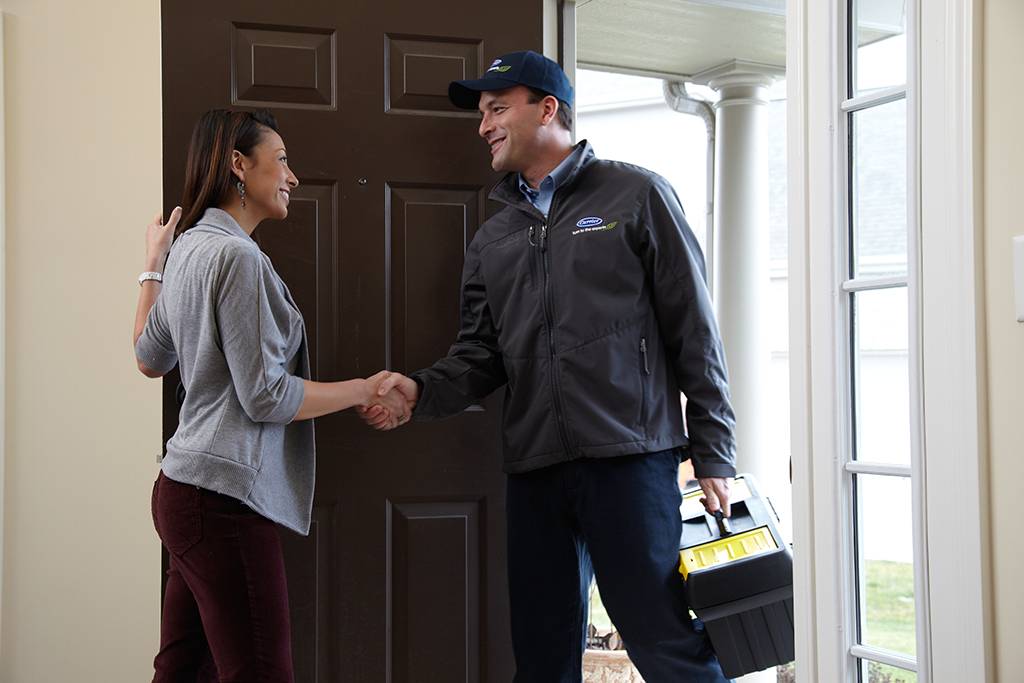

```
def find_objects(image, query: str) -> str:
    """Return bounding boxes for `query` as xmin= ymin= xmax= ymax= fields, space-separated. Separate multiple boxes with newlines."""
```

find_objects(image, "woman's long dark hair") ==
xmin=175 ymin=109 xmax=280 ymax=238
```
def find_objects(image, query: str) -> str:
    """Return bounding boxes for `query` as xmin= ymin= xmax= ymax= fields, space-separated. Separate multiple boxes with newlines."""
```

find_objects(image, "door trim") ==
xmin=784 ymin=0 xmax=821 ymax=676
xmin=0 ymin=10 xmax=7 ymax=648
xmin=545 ymin=0 xmax=577 ymax=138
xmin=918 ymin=0 xmax=991 ymax=679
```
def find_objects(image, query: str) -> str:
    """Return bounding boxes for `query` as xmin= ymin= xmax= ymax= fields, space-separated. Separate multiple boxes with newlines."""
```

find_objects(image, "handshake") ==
xmin=358 ymin=371 xmax=419 ymax=431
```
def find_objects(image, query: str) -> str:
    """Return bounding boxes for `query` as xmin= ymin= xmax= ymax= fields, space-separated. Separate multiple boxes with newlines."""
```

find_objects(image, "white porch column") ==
xmin=692 ymin=60 xmax=781 ymax=491
xmin=692 ymin=59 xmax=782 ymax=683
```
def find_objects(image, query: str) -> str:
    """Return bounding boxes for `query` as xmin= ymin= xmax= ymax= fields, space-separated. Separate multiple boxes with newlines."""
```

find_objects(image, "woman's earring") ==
xmin=236 ymin=180 xmax=247 ymax=209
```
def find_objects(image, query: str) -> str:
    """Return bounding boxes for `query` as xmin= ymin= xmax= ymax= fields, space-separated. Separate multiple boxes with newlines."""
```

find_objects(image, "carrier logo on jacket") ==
xmin=572 ymin=216 xmax=619 ymax=236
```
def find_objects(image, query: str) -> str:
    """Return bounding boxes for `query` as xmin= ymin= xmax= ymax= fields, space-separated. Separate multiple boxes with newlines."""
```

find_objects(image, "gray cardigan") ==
xmin=135 ymin=208 xmax=315 ymax=535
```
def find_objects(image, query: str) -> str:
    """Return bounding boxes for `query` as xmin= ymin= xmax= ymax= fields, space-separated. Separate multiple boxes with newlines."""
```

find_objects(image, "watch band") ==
xmin=138 ymin=271 xmax=163 ymax=286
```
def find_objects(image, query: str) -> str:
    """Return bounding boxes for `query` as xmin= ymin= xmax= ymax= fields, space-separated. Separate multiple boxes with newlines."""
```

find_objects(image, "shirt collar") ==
xmin=517 ymin=143 xmax=586 ymax=197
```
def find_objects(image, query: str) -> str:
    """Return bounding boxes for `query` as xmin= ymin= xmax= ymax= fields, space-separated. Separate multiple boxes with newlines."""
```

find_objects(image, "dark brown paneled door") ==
xmin=161 ymin=2 xmax=544 ymax=681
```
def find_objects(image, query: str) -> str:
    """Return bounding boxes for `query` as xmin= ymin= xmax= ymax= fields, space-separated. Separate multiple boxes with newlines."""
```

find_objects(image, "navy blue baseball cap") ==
xmin=448 ymin=50 xmax=574 ymax=110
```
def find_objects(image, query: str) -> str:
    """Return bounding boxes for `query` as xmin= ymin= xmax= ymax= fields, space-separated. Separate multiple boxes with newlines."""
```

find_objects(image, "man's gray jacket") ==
xmin=411 ymin=142 xmax=737 ymax=478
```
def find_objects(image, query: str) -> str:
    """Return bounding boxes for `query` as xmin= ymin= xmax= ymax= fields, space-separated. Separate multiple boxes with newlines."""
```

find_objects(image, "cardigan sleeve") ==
xmin=135 ymin=295 xmax=178 ymax=374
xmin=213 ymin=244 xmax=306 ymax=424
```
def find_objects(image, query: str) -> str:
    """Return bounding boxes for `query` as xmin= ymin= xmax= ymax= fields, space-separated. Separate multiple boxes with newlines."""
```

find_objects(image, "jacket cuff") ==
xmin=690 ymin=460 xmax=737 ymax=479
xmin=408 ymin=371 xmax=430 ymax=420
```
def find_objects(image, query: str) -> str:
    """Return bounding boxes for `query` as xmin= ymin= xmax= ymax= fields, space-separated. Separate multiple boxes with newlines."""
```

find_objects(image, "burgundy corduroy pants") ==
xmin=151 ymin=472 xmax=294 ymax=683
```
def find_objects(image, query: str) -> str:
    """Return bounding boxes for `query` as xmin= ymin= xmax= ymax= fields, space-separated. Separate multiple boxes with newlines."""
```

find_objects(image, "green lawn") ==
xmin=864 ymin=559 xmax=917 ymax=657
xmin=781 ymin=560 xmax=918 ymax=682
xmin=861 ymin=559 xmax=917 ymax=681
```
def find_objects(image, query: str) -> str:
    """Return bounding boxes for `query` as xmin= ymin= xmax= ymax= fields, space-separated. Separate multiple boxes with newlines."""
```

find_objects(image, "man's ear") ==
xmin=230 ymin=149 xmax=246 ymax=183
xmin=541 ymin=95 xmax=560 ymax=127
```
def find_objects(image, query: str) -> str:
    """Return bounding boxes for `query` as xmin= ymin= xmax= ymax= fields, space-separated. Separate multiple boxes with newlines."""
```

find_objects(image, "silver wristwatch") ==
xmin=138 ymin=271 xmax=163 ymax=286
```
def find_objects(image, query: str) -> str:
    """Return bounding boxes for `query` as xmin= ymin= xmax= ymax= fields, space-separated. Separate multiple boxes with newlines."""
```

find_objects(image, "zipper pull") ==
xmin=528 ymin=225 xmax=537 ymax=247
xmin=539 ymin=224 xmax=548 ymax=252
xmin=640 ymin=337 xmax=650 ymax=375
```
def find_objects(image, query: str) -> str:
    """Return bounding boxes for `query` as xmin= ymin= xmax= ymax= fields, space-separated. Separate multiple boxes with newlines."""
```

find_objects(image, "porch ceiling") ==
xmin=577 ymin=0 xmax=904 ymax=80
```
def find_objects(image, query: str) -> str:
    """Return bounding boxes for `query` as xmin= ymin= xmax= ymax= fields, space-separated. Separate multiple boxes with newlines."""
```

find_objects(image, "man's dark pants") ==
xmin=506 ymin=449 xmax=731 ymax=682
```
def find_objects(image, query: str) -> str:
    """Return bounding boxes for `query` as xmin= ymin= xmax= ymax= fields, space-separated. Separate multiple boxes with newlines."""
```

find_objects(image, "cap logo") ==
xmin=487 ymin=64 xmax=512 ymax=73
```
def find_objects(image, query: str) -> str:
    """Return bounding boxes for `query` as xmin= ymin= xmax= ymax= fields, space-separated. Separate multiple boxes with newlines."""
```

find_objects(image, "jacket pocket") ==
xmin=559 ymin=325 xmax=646 ymax=447
xmin=639 ymin=337 xmax=651 ymax=434
xmin=501 ymin=355 xmax=563 ymax=459
xmin=480 ymin=227 xmax=541 ymax=332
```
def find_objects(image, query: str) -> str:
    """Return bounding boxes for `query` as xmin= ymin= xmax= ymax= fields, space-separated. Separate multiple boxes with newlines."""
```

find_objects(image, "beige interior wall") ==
xmin=983 ymin=0 xmax=1024 ymax=680
xmin=1 ymin=0 xmax=163 ymax=681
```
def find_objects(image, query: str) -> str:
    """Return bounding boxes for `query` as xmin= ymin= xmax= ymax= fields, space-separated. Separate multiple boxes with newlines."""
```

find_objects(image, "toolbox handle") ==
xmin=709 ymin=509 xmax=733 ymax=537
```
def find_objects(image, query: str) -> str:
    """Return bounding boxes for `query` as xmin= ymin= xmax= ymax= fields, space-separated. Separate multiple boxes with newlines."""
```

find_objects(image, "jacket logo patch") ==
xmin=576 ymin=216 xmax=603 ymax=228
xmin=572 ymin=220 xmax=619 ymax=236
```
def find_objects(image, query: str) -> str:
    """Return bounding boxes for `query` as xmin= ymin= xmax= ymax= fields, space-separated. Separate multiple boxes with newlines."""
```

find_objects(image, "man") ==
xmin=365 ymin=50 xmax=736 ymax=683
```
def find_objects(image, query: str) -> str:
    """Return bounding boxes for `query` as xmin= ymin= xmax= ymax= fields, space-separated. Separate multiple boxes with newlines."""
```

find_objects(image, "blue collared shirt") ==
xmin=518 ymin=144 xmax=585 ymax=218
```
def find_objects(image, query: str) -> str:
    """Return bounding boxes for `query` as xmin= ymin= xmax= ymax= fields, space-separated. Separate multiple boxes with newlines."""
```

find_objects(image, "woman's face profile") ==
xmin=237 ymin=129 xmax=299 ymax=222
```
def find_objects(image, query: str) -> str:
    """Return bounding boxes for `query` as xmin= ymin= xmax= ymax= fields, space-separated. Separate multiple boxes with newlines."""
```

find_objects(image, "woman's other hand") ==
xmin=145 ymin=206 xmax=181 ymax=270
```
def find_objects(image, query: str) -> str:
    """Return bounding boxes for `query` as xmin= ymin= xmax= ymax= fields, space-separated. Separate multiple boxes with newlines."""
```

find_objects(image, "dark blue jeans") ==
xmin=506 ymin=449 xmax=731 ymax=683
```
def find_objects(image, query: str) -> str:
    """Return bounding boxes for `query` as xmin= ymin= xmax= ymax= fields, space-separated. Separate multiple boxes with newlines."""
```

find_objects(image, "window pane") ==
xmin=854 ymin=474 xmax=917 ymax=657
xmin=850 ymin=98 xmax=907 ymax=279
xmin=859 ymin=659 xmax=918 ymax=683
xmin=852 ymin=287 xmax=910 ymax=464
xmin=851 ymin=0 xmax=907 ymax=95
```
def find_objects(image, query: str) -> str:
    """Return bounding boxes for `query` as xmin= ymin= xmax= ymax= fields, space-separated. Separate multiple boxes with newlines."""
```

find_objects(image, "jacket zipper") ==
xmin=538 ymin=220 xmax=573 ymax=455
xmin=640 ymin=337 xmax=650 ymax=375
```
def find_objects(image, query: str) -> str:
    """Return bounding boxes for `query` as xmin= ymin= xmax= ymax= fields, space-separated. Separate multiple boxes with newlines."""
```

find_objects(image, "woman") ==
xmin=133 ymin=109 xmax=406 ymax=682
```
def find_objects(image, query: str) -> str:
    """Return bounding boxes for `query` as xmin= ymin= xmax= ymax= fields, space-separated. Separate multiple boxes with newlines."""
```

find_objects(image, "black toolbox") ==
xmin=678 ymin=474 xmax=794 ymax=678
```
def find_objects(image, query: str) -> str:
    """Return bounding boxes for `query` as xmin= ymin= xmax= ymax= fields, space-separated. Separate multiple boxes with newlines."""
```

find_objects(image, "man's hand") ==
xmin=358 ymin=372 xmax=419 ymax=431
xmin=697 ymin=477 xmax=732 ymax=518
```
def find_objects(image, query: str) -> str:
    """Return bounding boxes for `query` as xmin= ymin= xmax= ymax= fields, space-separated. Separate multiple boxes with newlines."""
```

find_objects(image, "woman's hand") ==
xmin=145 ymin=206 xmax=181 ymax=270
xmin=358 ymin=372 xmax=419 ymax=431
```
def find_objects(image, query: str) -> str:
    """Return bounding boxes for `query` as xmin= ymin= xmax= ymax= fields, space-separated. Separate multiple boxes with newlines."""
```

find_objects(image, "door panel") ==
xmin=162 ymin=2 xmax=543 ymax=680
xmin=387 ymin=500 xmax=482 ymax=682
xmin=387 ymin=183 xmax=483 ymax=372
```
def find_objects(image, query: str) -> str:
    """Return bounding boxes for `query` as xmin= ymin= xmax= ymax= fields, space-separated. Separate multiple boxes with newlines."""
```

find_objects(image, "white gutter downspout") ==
xmin=664 ymin=80 xmax=716 ymax=297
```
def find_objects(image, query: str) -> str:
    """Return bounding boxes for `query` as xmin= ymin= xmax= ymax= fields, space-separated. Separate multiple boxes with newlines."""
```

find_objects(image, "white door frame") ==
xmin=787 ymin=0 xmax=990 ymax=680
xmin=917 ymin=0 xmax=991 ymax=679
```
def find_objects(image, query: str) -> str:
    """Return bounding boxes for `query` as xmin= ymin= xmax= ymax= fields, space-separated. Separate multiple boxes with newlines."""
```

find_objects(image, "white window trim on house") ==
xmin=787 ymin=0 xmax=990 ymax=680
